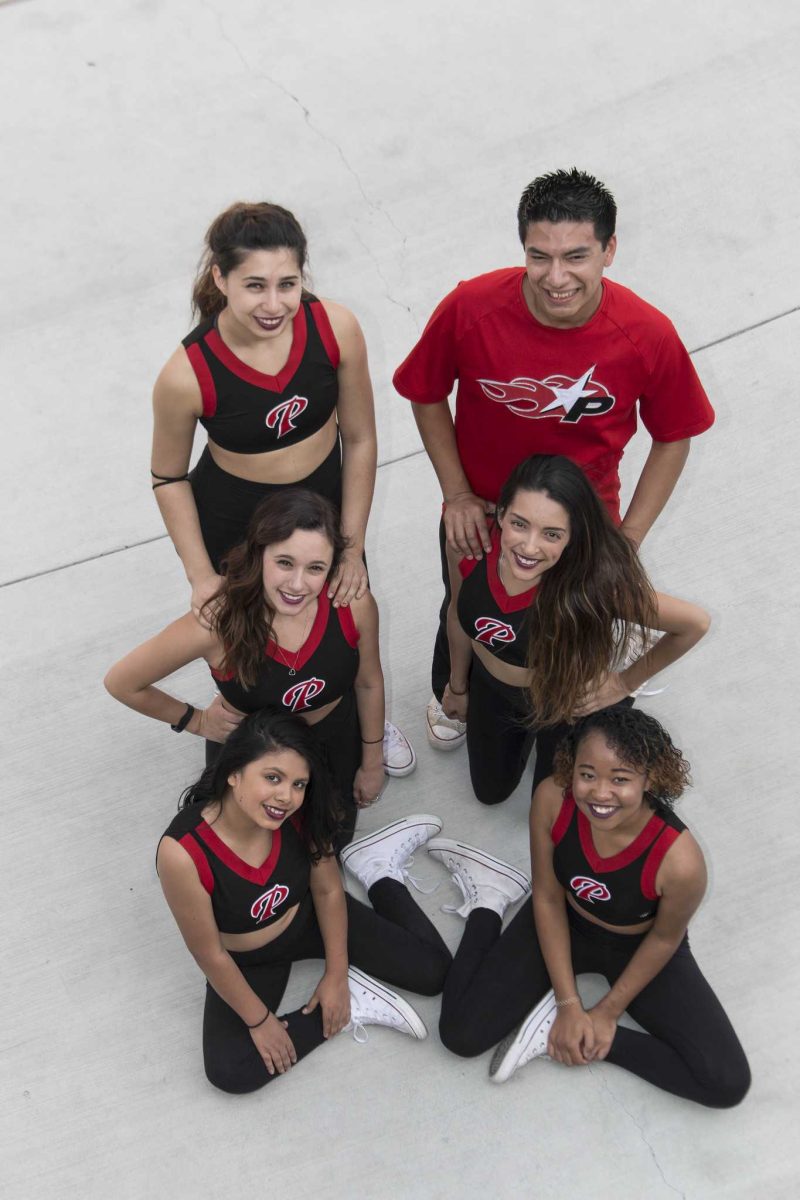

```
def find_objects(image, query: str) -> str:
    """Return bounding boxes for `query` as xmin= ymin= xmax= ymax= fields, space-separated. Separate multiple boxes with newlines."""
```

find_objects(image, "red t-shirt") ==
xmin=393 ymin=269 xmax=714 ymax=518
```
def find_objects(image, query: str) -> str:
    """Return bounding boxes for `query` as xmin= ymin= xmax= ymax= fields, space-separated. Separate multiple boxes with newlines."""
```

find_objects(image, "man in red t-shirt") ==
xmin=393 ymin=168 xmax=714 ymax=749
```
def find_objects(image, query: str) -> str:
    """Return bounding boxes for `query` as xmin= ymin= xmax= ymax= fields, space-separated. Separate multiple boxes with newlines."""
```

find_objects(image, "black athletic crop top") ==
xmin=551 ymin=789 xmax=687 ymax=926
xmin=182 ymin=295 xmax=340 ymax=454
xmin=457 ymin=528 xmax=536 ymax=668
xmin=210 ymin=590 xmax=360 ymax=714
xmin=159 ymin=805 xmax=310 ymax=934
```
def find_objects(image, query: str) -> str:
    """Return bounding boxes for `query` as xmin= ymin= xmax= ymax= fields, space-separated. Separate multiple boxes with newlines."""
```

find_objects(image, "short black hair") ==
xmin=517 ymin=168 xmax=617 ymax=248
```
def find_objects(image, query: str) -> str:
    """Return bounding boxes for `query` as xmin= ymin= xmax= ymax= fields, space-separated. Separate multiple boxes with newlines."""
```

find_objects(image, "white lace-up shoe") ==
xmin=426 ymin=695 xmax=466 ymax=750
xmin=340 ymin=814 xmax=443 ymax=892
xmin=383 ymin=721 xmax=417 ymax=777
xmin=346 ymin=967 xmax=428 ymax=1042
xmin=489 ymin=990 xmax=558 ymax=1083
xmin=427 ymin=838 xmax=531 ymax=919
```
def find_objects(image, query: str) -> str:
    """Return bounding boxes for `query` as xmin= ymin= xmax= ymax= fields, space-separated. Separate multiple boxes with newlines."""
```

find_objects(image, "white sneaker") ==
xmin=426 ymin=838 xmax=531 ymax=919
xmin=383 ymin=721 xmax=417 ymax=777
xmin=346 ymin=967 xmax=428 ymax=1042
xmin=426 ymin=695 xmax=466 ymax=750
xmin=489 ymin=990 xmax=558 ymax=1083
xmin=340 ymin=814 xmax=443 ymax=892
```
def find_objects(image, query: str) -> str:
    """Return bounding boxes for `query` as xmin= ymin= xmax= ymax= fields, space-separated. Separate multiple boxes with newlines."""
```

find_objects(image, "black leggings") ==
xmin=439 ymin=902 xmax=750 ymax=1108
xmin=205 ymin=692 xmax=362 ymax=851
xmin=466 ymin=656 xmax=634 ymax=806
xmin=205 ymin=882 xmax=452 ymax=1094
xmin=190 ymin=439 xmax=343 ymax=572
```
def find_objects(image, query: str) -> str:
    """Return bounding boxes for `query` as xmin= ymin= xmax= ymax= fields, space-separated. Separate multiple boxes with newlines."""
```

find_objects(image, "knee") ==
xmin=417 ymin=949 xmax=453 ymax=997
xmin=705 ymin=1058 xmax=752 ymax=1109
xmin=438 ymin=1014 xmax=486 ymax=1059
xmin=204 ymin=1055 xmax=269 ymax=1095
xmin=470 ymin=772 xmax=511 ymax=807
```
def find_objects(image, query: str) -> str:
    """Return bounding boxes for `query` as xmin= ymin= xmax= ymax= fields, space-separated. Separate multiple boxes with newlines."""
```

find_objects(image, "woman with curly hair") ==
xmin=441 ymin=453 xmax=710 ymax=804
xmin=430 ymin=706 xmax=750 ymax=1106
xmin=106 ymin=490 xmax=396 ymax=846
xmin=157 ymin=709 xmax=449 ymax=1093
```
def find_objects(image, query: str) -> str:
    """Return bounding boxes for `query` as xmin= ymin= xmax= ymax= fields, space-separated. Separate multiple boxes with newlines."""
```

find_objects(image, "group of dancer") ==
xmin=105 ymin=169 xmax=750 ymax=1106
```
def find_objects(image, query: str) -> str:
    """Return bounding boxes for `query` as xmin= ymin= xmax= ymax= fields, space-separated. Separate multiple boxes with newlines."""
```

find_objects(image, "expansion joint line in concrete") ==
xmin=3 ymin=303 xmax=796 ymax=591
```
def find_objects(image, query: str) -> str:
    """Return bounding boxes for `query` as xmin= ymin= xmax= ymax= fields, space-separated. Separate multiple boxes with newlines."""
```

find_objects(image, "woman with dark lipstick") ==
xmin=441 ymin=454 xmax=709 ymax=805
xmin=157 ymin=708 xmax=449 ymax=1093
xmin=430 ymin=706 xmax=750 ymax=1106
xmin=149 ymin=200 xmax=413 ymax=776
xmin=106 ymin=490 xmax=394 ymax=847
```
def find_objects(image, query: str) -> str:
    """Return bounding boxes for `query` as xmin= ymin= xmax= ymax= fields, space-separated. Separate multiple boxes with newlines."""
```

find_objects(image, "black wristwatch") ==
xmin=171 ymin=703 xmax=196 ymax=733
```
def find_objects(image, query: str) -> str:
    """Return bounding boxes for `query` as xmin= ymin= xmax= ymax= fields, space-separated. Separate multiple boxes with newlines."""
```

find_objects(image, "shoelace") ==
xmin=440 ymin=869 xmax=476 ymax=917
xmin=383 ymin=722 xmax=408 ymax=752
xmin=348 ymin=1019 xmax=370 ymax=1044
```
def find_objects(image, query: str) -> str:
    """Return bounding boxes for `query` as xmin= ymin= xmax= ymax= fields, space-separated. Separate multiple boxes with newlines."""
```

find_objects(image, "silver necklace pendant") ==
xmin=288 ymin=667 xmax=296 ymax=676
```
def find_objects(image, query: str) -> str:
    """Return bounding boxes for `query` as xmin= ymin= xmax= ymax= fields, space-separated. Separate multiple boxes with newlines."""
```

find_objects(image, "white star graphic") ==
xmin=538 ymin=365 xmax=597 ymax=414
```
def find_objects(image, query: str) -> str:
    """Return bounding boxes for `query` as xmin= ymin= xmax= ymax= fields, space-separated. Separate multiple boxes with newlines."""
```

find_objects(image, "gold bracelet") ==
xmin=555 ymin=995 xmax=581 ymax=1009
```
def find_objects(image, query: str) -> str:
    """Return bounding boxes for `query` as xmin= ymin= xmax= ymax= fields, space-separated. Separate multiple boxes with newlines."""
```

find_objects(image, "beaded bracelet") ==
xmin=246 ymin=1007 xmax=270 ymax=1029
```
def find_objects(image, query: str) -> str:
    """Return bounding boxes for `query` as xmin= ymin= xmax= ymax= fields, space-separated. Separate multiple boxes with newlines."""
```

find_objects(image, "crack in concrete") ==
xmin=204 ymin=1 xmax=415 ymax=326
xmin=589 ymin=1066 xmax=686 ymax=1199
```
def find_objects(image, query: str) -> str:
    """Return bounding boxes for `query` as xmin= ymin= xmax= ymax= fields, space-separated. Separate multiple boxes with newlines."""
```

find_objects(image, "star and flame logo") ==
xmin=476 ymin=366 xmax=615 ymax=423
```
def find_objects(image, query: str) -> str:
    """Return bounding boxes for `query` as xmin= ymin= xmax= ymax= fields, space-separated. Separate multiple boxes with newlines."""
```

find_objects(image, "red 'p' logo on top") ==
xmin=474 ymin=616 xmax=516 ymax=647
xmin=282 ymin=677 xmax=326 ymax=712
xmin=251 ymin=883 xmax=290 ymax=923
xmin=266 ymin=395 xmax=309 ymax=438
xmin=570 ymin=875 xmax=611 ymax=903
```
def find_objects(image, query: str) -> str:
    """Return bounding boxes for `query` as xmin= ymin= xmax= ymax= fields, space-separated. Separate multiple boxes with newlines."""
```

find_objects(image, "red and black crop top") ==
xmin=210 ymin=590 xmax=360 ymax=714
xmin=182 ymin=295 xmax=340 ymax=454
xmin=551 ymin=789 xmax=687 ymax=926
xmin=159 ymin=804 xmax=310 ymax=934
xmin=457 ymin=527 xmax=536 ymax=669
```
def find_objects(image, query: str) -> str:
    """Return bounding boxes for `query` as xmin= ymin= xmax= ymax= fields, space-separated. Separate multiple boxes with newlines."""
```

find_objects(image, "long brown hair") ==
xmin=209 ymin=490 xmax=348 ymax=687
xmin=191 ymin=201 xmax=308 ymax=321
xmin=497 ymin=456 xmax=657 ymax=725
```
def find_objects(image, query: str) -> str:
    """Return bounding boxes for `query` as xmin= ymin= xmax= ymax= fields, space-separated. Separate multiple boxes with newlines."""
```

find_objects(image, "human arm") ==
xmin=323 ymin=302 xmax=376 ymax=607
xmin=302 ymin=854 xmax=351 ymax=1037
xmin=151 ymin=349 xmax=224 ymax=622
xmin=585 ymin=831 xmax=707 ymax=1060
xmin=103 ymin=613 xmax=242 ymax=743
xmin=530 ymin=781 xmax=597 ymax=1065
xmin=575 ymin=592 xmax=711 ymax=714
xmin=442 ymin=546 xmax=472 ymax=722
xmin=350 ymin=592 xmax=387 ymax=807
xmin=410 ymin=400 xmax=492 ymax=559
xmin=620 ymin=438 xmax=691 ymax=549
xmin=157 ymin=836 xmax=296 ymax=1074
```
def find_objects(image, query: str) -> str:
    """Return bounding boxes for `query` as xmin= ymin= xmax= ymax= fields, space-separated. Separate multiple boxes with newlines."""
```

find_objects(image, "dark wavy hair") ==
xmin=552 ymin=706 xmax=691 ymax=810
xmin=517 ymin=168 xmax=616 ymax=247
xmin=497 ymin=455 xmax=657 ymax=725
xmin=179 ymin=709 xmax=342 ymax=861
xmin=208 ymin=489 xmax=349 ymax=688
xmin=191 ymin=201 xmax=309 ymax=321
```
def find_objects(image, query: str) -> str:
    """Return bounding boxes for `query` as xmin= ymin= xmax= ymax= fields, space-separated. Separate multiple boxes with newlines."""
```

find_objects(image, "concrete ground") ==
xmin=2 ymin=1 xmax=798 ymax=1197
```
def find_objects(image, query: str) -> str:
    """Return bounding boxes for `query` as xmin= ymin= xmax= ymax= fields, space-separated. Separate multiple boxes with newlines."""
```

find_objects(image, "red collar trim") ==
xmin=569 ymin=788 xmax=665 ymax=873
xmin=195 ymin=821 xmax=282 ymax=884
xmin=266 ymin=590 xmax=329 ymax=671
xmin=486 ymin=528 xmax=537 ymax=614
xmin=204 ymin=302 xmax=308 ymax=393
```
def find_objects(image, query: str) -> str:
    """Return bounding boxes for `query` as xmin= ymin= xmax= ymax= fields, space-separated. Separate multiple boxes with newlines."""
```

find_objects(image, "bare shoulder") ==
xmin=349 ymin=588 xmax=379 ymax=632
xmin=318 ymin=298 xmax=364 ymax=351
xmin=153 ymin=344 xmax=202 ymax=413
xmin=532 ymin=776 xmax=564 ymax=825
xmin=658 ymin=826 xmax=707 ymax=897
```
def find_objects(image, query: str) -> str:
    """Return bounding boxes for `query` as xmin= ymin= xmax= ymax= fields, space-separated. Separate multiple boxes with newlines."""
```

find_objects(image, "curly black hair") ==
xmin=552 ymin=706 xmax=691 ymax=809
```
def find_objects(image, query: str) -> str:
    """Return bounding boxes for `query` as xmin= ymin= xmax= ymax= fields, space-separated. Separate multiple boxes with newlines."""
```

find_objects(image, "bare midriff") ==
xmin=471 ymin=639 xmax=532 ymax=689
xmin=218 ymin=900 xmax=301 ymax=952
xmin=566 ymin=890 xmax=655 ymax=936
xmin=208 ymin=412 xmax=338 ymax=483
xmin=220 ymin=693 xmax=342 ymax=727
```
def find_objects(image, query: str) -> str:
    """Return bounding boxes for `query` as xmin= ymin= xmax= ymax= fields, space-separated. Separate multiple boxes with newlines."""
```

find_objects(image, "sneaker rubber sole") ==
xmin=489 ymin=990 xmax=557 ymax=1083
xmin=348 ymin=967 xmax=428 ymax=1039
xmin=426 ymin=837 xmax=531 ymax=896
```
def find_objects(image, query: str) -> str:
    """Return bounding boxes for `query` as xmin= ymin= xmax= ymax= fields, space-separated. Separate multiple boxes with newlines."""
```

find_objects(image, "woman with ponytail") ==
xmin=152 ymin=201 xmax=375 ymax=615
xmin=149 ymin=201 xmax=413 ymax=774
xmin=157 ymin=709 xmax=450 ymax=1093
xmin=441 ymin=454 xmax=710 ymax=805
